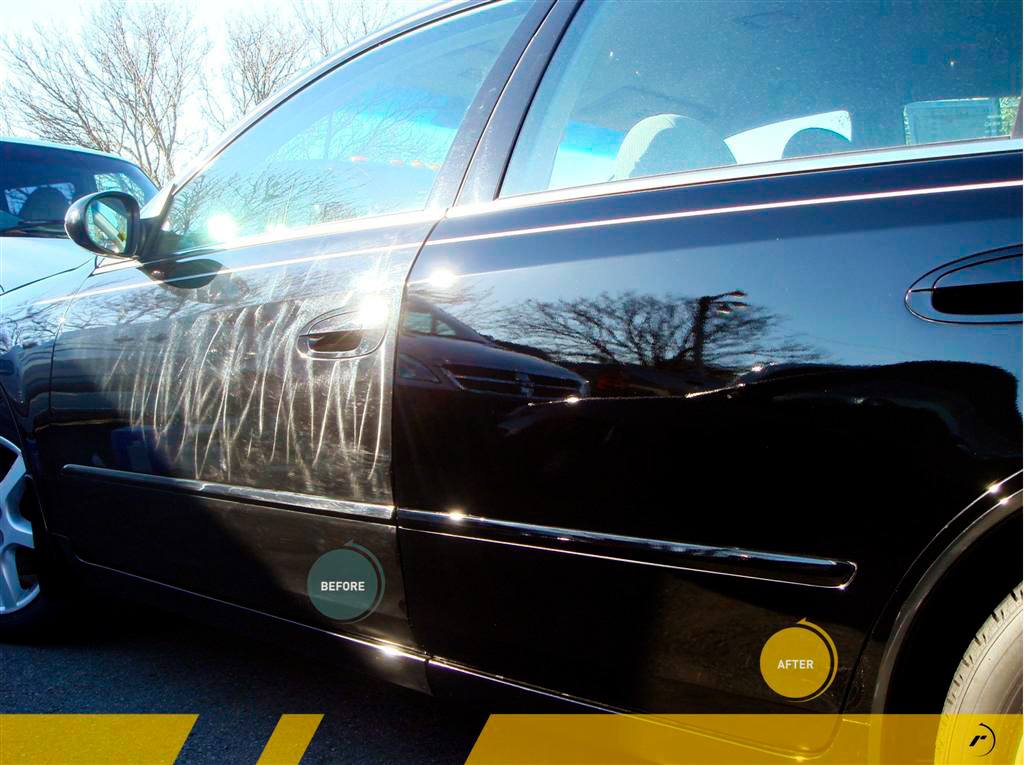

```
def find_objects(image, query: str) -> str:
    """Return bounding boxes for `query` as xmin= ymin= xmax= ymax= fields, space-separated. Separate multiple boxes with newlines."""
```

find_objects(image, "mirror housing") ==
xmin=64 ymin=190 xmax=142 ymax=258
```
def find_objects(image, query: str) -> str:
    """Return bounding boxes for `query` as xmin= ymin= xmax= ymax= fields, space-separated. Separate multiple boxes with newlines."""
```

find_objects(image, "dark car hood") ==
xmin=0 ymin=236 xmax=92 ymax=294
xmin=401 ymin=333 xmax=585 ymax=383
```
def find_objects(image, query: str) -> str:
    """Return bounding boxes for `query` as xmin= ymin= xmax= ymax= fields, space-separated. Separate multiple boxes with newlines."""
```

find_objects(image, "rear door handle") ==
xmin=929 ymin=280 xmax=1021 ymax=315
xmin=906 ymin=247 xmax=1022 ymax=324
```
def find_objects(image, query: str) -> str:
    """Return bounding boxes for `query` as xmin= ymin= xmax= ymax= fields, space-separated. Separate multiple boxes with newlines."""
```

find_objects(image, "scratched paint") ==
xmin=43 ymin=222 xmax=431 ymax=506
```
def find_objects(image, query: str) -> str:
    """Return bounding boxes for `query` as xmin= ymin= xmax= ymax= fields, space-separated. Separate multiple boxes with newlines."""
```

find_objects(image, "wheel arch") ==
xmin=0 ymin=387 xmax=23 ymax=455
xmin=867 ymin=471 xmax=1023 ymax=712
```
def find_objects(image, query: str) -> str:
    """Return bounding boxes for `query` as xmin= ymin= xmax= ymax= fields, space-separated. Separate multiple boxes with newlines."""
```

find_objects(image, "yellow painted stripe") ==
xmin=255 ymin=714 xmax=324 ymax=765
xmin=0 ymin=714 xmax=196 ymax=764
xmin=465 ymin=714 xmax=1023 ymax=764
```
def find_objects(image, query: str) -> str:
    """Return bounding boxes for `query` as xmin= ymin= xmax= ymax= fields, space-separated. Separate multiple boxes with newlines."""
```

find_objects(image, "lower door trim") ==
xmin=61 ymin=464 xmax=394 ymax=521
xmin=398 ymin=508 xmax=855 ymax=588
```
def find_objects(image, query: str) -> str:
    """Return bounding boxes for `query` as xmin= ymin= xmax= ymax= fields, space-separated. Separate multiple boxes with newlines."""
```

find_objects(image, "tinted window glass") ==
xmin=158 ymin=1 xmax=528 ymax=256
xmin=502 ymin=0 xmax=1022 ymax=197
xmin=0 ymin=142 xmax=155 ymax=238
xmin=403 ymin=311 xmax=434 ymax=334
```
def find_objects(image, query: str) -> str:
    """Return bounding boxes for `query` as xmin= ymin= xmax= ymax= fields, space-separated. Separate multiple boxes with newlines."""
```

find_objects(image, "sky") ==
xmin=1 ymin=0 xmax=434 ymax=80
xmin=0 ymin=0 xmax=434 ymax=166
xmin=2 ymin=0 xmax=229 ymax=79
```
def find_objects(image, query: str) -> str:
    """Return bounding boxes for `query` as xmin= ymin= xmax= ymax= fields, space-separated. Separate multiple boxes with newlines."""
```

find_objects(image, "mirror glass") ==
xmin=85 ymin=196 xmax=131 ymax=254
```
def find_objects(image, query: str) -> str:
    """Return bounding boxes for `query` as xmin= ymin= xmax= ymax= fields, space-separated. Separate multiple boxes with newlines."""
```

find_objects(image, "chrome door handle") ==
xmin=296 ymin=306 xmax=388 ymax=359
xmin=906 ymin=246 xmax=1022 ymax=324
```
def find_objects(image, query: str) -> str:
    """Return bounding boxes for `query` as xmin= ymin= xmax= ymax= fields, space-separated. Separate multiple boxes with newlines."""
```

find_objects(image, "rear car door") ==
xmin=395 ymin=0 xmax=1023 ymax=712
xmin=43 ymin=0 xmax=540 ymax=647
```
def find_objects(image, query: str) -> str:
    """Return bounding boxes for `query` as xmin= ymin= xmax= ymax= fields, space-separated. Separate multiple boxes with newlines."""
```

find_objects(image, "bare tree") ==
xmin=2 ymin=0 xmax=210 ymax=183
xmin=0 ymin=94 xmax=13 ymax=135
xmin=204 ymin=10 xmax=308 ymax=133
xmin=502 ymin=291 xmax=824 ymax=374
xmin=292 ymin=0 xmax=398 ymax=60
xmin=205 ymin=0 xmax=409 ymax=137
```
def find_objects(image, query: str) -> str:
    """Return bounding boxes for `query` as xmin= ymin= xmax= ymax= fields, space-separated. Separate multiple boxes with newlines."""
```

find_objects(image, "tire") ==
xmin=0 ymin=438 xmax=65 ymax=641
xmin=935 ymin=583 xmax=1023 ymax=764
xmin=0 ymin=570 xmax=65 ymax=641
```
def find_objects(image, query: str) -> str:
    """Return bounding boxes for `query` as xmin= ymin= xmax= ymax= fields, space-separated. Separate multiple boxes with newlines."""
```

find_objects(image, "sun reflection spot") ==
xmin=206 ymin=213 xmax=238 ymax=243
xmin=426 ymin=268 xmax=457 ymax=289
xmin=358 ymin=296 xmax=390 ymax=328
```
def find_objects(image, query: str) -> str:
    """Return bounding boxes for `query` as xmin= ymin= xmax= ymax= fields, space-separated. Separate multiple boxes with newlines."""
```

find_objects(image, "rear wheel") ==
xmin=935 ymin=583 xmax=1023 ymax=763
xmin=0 ymin=437 xmax=62 ymax=640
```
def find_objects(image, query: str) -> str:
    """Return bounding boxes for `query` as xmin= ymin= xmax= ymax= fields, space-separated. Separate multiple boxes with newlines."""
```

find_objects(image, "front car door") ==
xmin=394 ymin=0 xmax=1023 ymax=717
xmin=42 ymin=0 xmax=540 ymax=654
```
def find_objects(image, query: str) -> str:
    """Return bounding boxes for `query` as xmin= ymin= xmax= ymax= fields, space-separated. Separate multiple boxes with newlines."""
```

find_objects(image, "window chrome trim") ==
xmin=151 ymin=208 xmax=440 ymax=263
xmin=430 ymin=179 xmax=1022 ymax=248
xmin=453 ymin=137 xmax=1023 ymax=217
xmin=93 ymin=209 xmax=438 ymax=276
xmin=40 ymin=238 xmax=423 ymax=307
xmin=397 ymin=508 xmax=856 ymax=588
xmin=62 ymin=465 xmax=394 ymax=521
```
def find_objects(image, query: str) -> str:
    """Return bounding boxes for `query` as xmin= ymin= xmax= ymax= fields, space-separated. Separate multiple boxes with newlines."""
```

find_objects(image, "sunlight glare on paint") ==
xmin=358 ymin=296 xmax=390 ymax=328
xmin=207 ymin=213 xmax=238 ymax=243
xmin=426 ymin=268 xmax=457 ymax=289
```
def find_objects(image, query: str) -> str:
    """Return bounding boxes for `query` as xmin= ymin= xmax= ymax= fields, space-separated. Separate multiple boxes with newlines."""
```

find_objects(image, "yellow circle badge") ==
xmin=759 ymin=619 xmax=837 ymax=701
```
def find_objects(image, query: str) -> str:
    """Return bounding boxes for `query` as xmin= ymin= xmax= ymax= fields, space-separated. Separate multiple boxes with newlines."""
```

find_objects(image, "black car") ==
xmin=1 ymin=0 xmax=1021 ymax=757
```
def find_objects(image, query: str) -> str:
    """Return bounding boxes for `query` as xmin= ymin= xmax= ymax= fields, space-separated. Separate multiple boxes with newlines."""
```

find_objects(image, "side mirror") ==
xmin=64 ymin=191 xmax=141 ymax=257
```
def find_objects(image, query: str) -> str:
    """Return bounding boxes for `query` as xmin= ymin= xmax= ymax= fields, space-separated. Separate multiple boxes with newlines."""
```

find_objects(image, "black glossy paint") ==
xmin=1 ymin=0 xmax=550 ymax=657
xmin=0 ymin=0 xmax=1018 ymax=734
xmin=41 ymin=220 xmax=428 ymax=645
xmin=393 ymin=151 xmax=1023 ymax=712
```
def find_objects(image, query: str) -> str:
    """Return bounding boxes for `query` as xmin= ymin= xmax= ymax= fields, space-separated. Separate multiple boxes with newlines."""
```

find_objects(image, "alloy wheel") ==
xmin=0 ymin=437 xmax=39 ymax=614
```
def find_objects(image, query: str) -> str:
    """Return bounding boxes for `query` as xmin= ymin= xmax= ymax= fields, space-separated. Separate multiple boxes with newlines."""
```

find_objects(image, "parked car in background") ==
xmin=0 ymin=137 xmax=156 ymax=293
xmin=0 ymin=1 xmax=1020 ymax=761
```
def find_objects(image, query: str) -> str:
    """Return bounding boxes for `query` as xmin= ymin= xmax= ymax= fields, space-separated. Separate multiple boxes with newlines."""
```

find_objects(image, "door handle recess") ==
xmin=929 ymin=281 xmax=1022 ymax=316
xmin=297 ymin=305 xmax=388 ymax=359
xmin=301 ymin=329 xmax=365 ymax=354
xmin=906 ymin=247 xmax=1022 ymax=324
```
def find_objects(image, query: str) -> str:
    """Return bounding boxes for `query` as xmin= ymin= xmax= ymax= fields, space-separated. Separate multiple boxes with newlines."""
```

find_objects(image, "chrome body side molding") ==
xmin=61 ymin=464 xmax=394 ymax=521
xmin=397 ymin=509 xmax=856 ymax=589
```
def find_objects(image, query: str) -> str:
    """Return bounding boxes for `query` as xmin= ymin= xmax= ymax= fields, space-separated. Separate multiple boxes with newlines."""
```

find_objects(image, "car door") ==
xmin=394 ymin=0 xmax=1023 ymax=714
xmin=42 ymin=0 xmax=541 ymax=647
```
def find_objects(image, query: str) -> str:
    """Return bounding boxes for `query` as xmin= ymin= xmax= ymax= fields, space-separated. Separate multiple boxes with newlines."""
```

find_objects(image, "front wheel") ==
xmin=935 ymin=583 xmax=1023 ymax=763
xmin=0 ymin=438 xmax=62 ymax=640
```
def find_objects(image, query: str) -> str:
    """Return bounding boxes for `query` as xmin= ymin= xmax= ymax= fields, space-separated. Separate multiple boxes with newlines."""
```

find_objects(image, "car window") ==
xmin=501 ymin=0 xmax=1022 ymax=197
xmin=403 ymin=311 xmax=434 ymax=334
xmin=402 ymin=309 xmax=460 ymax=338
xmin=157 ymin=1 xmax=529 ymax=257
xmin=0 ymin=142 xmax=155 ymax=238
xmin=434 ymin=318 xmax=458 ymax=337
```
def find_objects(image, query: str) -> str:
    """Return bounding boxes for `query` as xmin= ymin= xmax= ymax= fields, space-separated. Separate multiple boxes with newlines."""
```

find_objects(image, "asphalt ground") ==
xmin=0 ymin=600 xmax=489 ymax=764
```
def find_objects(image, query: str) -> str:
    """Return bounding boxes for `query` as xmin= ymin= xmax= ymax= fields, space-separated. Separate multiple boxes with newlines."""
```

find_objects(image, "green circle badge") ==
xmin=306 ymin=543 xmax=385 ymax=622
